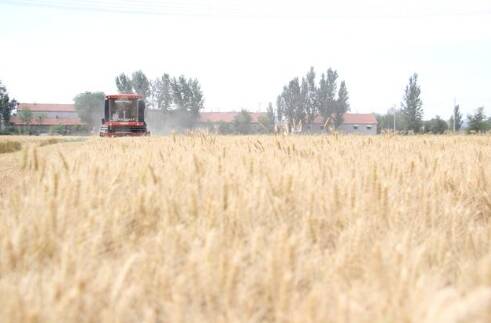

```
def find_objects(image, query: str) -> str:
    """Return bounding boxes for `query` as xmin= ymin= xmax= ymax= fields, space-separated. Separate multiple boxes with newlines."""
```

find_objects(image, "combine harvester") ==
xmin=99 ymin=94 xmax=149 ymax=137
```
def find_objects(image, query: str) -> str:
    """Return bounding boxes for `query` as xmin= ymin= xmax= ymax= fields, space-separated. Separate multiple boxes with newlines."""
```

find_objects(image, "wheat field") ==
xmin=0 ymin=134 xmax=490 ymax=323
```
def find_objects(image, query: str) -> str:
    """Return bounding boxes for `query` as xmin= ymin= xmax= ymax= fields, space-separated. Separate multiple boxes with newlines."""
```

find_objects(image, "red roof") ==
xmin=18 ymin=103 xmax=76 ymax=112
xmin=10 ymin=116 xmax=84 ymax=126
xmin=106 ymin=93 xmax=142 ymax=100
xmin=342 ymin=113 xmax=377 ymax=124
xmin=313 ymin=113 xmax=377 ymax=125
xmin=199 ymin=112 xmax=265 ymax=123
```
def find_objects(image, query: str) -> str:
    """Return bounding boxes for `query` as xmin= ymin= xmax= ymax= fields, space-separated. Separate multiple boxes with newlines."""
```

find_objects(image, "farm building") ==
xmin=10 ymin=103 xmax=85 ymax=134
xmin=336 ymin=113 xmax=378 ymax=134
xmin=309 ymin=113 xmax=378 ymax=135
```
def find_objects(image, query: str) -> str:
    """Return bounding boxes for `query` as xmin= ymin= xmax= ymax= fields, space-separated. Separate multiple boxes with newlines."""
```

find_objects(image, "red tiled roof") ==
xmin=198 ymin=112 xmax=265 ymax=123
xmin=342 ymin=113 xmax=378 ymax=124
xmin=18 ymin=103 xmax=76 ymax=112
xmin=313 ymin=113 xmax=377 ymax=125
xmin=10 ymin=116 xmax=84 ymax=126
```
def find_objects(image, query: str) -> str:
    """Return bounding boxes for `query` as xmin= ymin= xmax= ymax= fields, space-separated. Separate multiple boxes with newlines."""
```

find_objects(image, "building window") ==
xmin=353 ymin=125 xmax=359 ymax=130
xmin=366 ymin=125 xmax=372 ymax=130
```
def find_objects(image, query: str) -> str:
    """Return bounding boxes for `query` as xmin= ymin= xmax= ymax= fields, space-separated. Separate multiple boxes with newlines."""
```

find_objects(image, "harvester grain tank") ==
xmin=99 ymin=94 xmax=149 ymax=137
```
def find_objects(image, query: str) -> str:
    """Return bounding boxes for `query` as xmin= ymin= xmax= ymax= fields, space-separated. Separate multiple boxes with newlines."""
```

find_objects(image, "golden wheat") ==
xmin=0 ymin=134 xmax=490 ymax=323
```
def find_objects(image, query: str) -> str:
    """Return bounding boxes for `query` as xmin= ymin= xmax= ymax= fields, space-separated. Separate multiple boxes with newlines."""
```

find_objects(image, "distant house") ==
xmin=310 ymin=113 xmax=378 ymax=135
xmin=11 ymin=103 xmax=84 ymax=134
xmin=339 ymin=113 xmax=377 ymax=134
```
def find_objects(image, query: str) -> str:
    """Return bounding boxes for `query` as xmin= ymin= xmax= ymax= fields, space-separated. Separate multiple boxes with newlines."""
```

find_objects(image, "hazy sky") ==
xmin=1 ymin=0 xmax=490 ymax=118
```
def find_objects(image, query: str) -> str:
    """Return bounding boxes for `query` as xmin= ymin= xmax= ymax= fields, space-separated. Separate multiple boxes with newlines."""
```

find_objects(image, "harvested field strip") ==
xmin=0 ymin=141 xmax=22 ymax=154
xmin=0 ymin=136 xmax=87 ymax=154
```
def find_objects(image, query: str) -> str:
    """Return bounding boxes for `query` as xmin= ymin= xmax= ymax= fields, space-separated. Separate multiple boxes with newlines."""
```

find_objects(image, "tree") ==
xmin=36 ymin=112 xmax=47 ymax=127
xmin=304 ymin=67 xmax=318 ymax=127
xmin=448 ymin=104 xmax=463 ymax=132
xmin=74 ymin=92 xmax=105 ymax=131
xmin=168 ymin=75 xmax=205 ymax=128
xmin=189 ymin=78 xmax=204 ymax=119
xmin=275 ymin=67 xmax=350 ymax=132
xmin=131 ymin=70 xmax=151 ymax=103
xmin=317 ymin=73 xmax=328 ymax=123
xmin=334 ymin=81 xmax=350 ymax=128
xmin=467 ymin=107 xmax=489 ymax=133
xmin=280 ymin=78 xmax=303 ymax=132
xmin=151 ymin=74 xmax=172 ymax=112
xmin=18 ymin=109 xmax=33 ymax=133
xmin=115 ymin=73 xmax=133 ymax=93
xmin=401 ymin=73 xmax=423 ymax=133
xmin=115 ymin=70 xmax=205 ymax=131
xmin=275 ymin=95 xmax=285 ymax=126
xmin=257 ymin=103 xmax=275 ymax=133
xmin=317 ymin=68 xmax=338 ymax=128
xmin=424 ymin=116 xmax=448 ymax=134
xmin=0 ymin=81 xmax=17 ymax=130
xmin=217 ymin=121 xmax=233 ymax=134
xmin=375 ymin=108 xmax=407 ymax=133
xmin=232 ymin=110 xmax=252 ymax=134
xmin=298 ymin=77 xmax=308 ymax=126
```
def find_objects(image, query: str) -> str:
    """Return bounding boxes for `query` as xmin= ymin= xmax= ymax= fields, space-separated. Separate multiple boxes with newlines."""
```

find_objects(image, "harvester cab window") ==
xmin=109 ymin=99 xmax=138 ymax=121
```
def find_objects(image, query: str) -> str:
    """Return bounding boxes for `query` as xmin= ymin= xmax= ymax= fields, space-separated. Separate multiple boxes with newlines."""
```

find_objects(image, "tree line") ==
xmin=377 ymin=74 xmax=490 ymax=134
xmin=73 ymin=70 xmax=205 ymax=131
xmin=273 ymin=67 xmax=350 ymax=132
xmin=1 ymin=73 xmax=490 ymax=135
xmin=115 ymin=70 xmax=204 ymax=129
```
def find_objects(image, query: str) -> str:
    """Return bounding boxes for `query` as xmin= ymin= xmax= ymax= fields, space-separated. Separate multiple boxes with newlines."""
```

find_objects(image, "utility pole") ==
xmin=453 ymin=98 xmax=456 ymax=132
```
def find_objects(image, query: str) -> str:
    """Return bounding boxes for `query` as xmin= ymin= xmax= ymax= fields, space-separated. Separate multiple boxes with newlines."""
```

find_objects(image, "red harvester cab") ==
xmin=99 ymin=94 xmax=149 ymax=137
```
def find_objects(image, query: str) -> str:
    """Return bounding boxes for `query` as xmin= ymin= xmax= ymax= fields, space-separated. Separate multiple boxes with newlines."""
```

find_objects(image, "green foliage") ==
xmin=256 ymin=102 xmax=275 ymax=133
xmin=115 ymin=73 xmax=133 ymax=93
xmin=18 ymin=109 xmax=33 ymax=124
xmin=0 ymin=81 xmax=17 ymax=129
xmin=50 ymin=125 xmax=67 ymax=135
xmin=217 ymin=121 xmax=233 ymax=134
xmin=423 ymin=116 xmax=448 ymax=134
xmin=448 ymin=104 xmax=463 ymax=132
xmin=334 ymin=81 xmax=350 ymax=128
xmin=35 ymin=112 xmax=47 ymax=124
xmin=169 ymin=75 xmax=204 ymax=127
xmin=117 ymin=70 xmax=206 ymax=130
xmin=305 ymin=67 xmax=317 ymax=124
xmin=277 ymin=77 xmax=308 ymax=131
xmin=0 ymin=126 xmax=16 ymax=135
xmin=276 ymin=67 xmax=348 ymax=132
xmin=467 ymin=107 xmax=489 ymax=133
xmin=73 ymin=92 xmax=105 ymax=130
xmin=116 ymin=71 xmax=151 ymax=103
xmin=317 ymin=68 xmax=341 ymax=128
xmin=401 ymin=73 xmax=423 ymax=133
xmin=151 ymin=74 xmax=172 ymax=112
xmin=233 ymin=110 xmax=252 ymax=134
xmin=131 ymin=70 xmax=151 ymax=102
xmin=375 ymin=108 xmax=409 ymax=133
